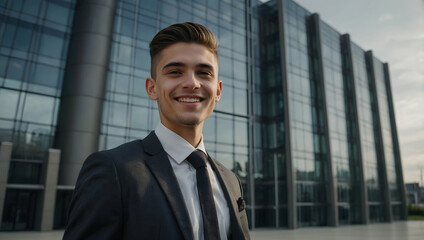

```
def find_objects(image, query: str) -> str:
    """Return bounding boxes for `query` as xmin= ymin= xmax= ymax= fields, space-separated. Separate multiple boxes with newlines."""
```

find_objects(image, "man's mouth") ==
xmin=176 ymin=97 xmax=201 ymax=103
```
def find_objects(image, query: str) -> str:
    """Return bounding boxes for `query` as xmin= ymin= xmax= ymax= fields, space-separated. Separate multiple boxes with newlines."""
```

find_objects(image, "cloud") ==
xmin=378 ymin=13 xmax=393 ymax=22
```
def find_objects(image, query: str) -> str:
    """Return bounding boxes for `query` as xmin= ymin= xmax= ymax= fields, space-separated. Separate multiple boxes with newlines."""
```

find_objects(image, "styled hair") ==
xmin=149 ymin=22 xmax=218 ymax=78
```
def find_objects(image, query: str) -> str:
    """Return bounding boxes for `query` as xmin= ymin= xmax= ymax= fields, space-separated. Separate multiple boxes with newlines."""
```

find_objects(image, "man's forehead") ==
xmin=157 ymin=43 xmax=218 ymax=66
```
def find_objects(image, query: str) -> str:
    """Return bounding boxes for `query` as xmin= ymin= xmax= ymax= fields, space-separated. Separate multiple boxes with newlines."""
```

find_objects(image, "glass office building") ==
xmin=0 ymin=0 xmax=406 ymax=231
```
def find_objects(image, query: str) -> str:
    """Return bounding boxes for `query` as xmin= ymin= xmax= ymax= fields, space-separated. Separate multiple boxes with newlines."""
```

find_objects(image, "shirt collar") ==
xmin=155 ymin=122 xmax=206 ymax=164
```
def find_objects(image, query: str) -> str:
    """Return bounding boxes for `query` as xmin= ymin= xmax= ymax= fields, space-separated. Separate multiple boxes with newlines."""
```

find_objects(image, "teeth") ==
xmin=178 ymin=98 xmax=200 ymax=103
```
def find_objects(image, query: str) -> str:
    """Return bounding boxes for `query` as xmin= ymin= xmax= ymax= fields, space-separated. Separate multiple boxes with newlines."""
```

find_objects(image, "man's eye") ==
xmin=169 ymin=70 xmax=182 ymax=75
xmin=199 ymin=71 xmax=212 ymax=76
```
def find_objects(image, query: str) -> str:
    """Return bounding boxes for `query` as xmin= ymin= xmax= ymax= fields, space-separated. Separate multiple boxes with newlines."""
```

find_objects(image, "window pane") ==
xmin=234 ymin=88 xmax=247 ymax=115
xmin=161 ymin=2 xmax=177 ymax=19
xmin=120 ymin=17 xmax=134 ymax=37
xmin=109 ymin=102 xmax=128 ymax=127
xmin=234 ymin=120 xmax=248 ymax=146
xmin=140 ymin=0 xmax=158 ymax=12
xmin=217 ymin=117 xmax=233 ymax=143
xmin=22 ymin=93 xmax=55 ymax=124
xmin=1 ymin=21 xmax=17 ymax=47
xmin=117 ymin=44 xmax=132 ymax=65
xmin=135 ymin=48 xmax=150 ymax=70
xmin=203 ymin=116 xmax=215 ymax=142
xmin=136 ymin=24 xmax=156 ymax=42
xmin=22 ymin=0 xmax=41 ymax=16
xmin=130 ymin=106 xmax=148 ymax=130
xmin=39 ymin=31 xmax=64 ymax=58
xmin=46 ymin=2 xmax=69 ymax=25
xmin=0 ymin=55 xmax=7 ymax=77
xmin=0 ymin=89 xmax=19 ymax=119
xmin=32 ymin=63 xmax=59 ymax=87
xmin=6 ymin=58 xmax=25 ymax=81
xmin=14 ymin=23 xmax=32 ymax=51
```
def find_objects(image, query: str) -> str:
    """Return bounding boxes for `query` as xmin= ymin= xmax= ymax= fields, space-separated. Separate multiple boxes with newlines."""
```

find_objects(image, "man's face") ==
xmin=146 ymin=42 xmax=222 ymax=133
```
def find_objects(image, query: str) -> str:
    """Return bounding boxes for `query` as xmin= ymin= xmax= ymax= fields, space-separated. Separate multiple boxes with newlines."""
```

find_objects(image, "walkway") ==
xmin=0 ymin=221 xmax=422 ymax=240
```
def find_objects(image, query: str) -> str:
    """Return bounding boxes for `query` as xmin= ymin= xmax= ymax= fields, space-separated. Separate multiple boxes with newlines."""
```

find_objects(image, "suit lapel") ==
xmin=142 ymin=132 xmax=193 ymax=240
xmin=207 ymin=155 xmax=245 ymax=239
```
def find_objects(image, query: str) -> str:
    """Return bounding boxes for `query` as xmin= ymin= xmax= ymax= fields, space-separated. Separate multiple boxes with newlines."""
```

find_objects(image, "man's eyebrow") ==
xmin=162 ymin=62 xmax=186 ymax=70
xmin=162 ymin=62 xmax=215 ymax=71
xmin=197 ymin=63 xmax=214 ymax=70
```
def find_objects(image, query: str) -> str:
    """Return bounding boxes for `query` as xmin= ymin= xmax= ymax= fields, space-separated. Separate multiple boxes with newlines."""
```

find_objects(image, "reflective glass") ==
xmin=0 ymin=89 xmax=19 ymax=119
xmin=32 ymin=63 xmax=59 ymax=87
xmin=234 ymin=119 xmax=248 ymax=146
xmin=14 ymin=23 xmax=32 ymax=51
xmin=217 ymin=117 xmax=233 ymax=144
xmin=22 ymin=0 xmax=41 ymax=16
xmin=46 ymin=2 xmax=69 ymax=25
xmin=109 ymin=102 xmax=128 ymax=127
xmin=135 ymin=48 xmax=150 ymax=70
xmin=39 ymin=31 xmax=64 ymax=59
xmin=22 ymin=93 xmax=55 ymax=125
xmin=203 ymin=116 xmax=216 ymax=142
xmin=6 ymin=58 xmax=25 ymax=81
xmin=120 ymin=17 xmax=134 ymax=37
xmin=161 ymin=2 xmax=177 ymax=19
xmin=136 ymin=24 xmax=157 ymax=42
xmin=1 ymin=21 xmax=16 ymax=47
xmin=130 ymin=106 xmax=149 ymax=130
xmin=0 ymin=55 xmax=7 ymax=77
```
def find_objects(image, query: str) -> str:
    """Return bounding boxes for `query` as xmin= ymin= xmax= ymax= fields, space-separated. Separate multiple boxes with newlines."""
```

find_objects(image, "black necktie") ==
xmin=186 ymin=150 xmax=220 ymax=240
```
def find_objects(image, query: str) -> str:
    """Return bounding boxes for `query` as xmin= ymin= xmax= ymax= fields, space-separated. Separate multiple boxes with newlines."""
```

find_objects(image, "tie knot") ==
xmin=186 ymin=150 xmax=207 ymax=169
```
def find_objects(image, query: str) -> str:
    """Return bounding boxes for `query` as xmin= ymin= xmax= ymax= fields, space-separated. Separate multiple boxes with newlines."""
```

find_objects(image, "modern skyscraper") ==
xmin=0 ymin=0 xmax=406 ymax=231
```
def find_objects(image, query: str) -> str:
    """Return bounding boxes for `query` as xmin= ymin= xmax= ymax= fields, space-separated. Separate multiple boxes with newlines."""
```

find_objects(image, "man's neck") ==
xmin=161 ymin=121 xmax=203 ymax=147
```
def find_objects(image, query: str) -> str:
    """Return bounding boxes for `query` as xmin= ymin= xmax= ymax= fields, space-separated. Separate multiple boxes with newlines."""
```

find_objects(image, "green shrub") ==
xmin=407 ymin=204 xmax=424 ymax=216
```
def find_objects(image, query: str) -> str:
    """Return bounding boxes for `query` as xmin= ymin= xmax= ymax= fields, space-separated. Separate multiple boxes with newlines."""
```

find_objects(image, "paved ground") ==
xmin=0 ymin=221 xmax=422 ymax=240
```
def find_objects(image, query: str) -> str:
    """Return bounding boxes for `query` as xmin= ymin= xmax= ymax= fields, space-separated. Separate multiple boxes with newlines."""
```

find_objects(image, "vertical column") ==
xmin=0 ymin=142 xmax=13 ymax=225
xmin=246 ymin=0 xmax=256 ymax=229
xmin=55 ymin=0 xmax=118 ymax=186
xmin=40 ymin=149 xmax=61 ymax=231
xmin=365 ymin=51 xmax=392 ymax=222
xmin=308 ymin=13 xmax=337 ymax=226
xmin=277 ymin=0 xmax=296 ymax=229
xmin=340 ymin=34 xmax=368 ymax=224
xmin=383 ymin=63 xmax=407 ymax=220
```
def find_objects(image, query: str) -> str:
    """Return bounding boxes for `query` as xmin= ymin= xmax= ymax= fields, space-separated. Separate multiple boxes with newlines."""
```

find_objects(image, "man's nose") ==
xmin=182 ymin=71 xmax=201 ymax=89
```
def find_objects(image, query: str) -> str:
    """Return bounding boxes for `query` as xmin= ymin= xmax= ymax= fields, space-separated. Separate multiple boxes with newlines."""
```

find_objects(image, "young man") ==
xmin=63 ymin=22 xmax=249 ymax=240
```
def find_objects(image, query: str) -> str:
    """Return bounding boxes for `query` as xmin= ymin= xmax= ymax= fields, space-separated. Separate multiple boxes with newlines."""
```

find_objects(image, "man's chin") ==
xmin=177 ymin=117 xmax=203 ymax=127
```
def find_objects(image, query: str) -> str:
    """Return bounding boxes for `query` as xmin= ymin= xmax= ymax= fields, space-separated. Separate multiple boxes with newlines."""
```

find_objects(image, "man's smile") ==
xmin=175 ymin=95 xmax=204 ymax=103
xmin=177 ymin=97 xmax=201 ymax=102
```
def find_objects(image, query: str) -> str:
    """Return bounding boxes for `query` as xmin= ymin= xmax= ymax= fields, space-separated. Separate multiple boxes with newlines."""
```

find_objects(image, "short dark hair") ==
xmin=149 ymin=22 xmax=218 ymax=78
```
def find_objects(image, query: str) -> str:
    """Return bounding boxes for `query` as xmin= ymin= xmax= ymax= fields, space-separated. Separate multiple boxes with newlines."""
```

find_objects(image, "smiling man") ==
xmin=63 ymin=22 xmax=250 ymax=240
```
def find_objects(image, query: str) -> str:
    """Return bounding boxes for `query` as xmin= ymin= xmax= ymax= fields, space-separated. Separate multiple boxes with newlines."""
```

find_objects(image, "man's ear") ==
xmin=145 ymin=77 xmax=158 ymax=100
xmin=215 ymin=80 xmax=222 ymax=102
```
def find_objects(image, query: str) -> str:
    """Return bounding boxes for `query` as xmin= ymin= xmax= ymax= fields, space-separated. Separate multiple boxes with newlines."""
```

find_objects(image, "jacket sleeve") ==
xmin=63 ymin=152 xmax=122 ymax=240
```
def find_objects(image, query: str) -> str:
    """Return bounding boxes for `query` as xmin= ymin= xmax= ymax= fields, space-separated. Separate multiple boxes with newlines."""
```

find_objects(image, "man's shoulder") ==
xmin=101 ymin=139 xmax=143 ymax=157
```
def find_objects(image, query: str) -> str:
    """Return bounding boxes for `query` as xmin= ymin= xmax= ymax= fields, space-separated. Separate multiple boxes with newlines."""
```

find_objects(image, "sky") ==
xmin=293 ymin=0 xmax=424 ymax=184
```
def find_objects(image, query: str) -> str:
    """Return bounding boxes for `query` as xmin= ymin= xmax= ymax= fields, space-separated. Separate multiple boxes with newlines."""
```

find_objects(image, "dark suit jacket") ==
xmin=63 ymin=132 xmax=250 ymax=240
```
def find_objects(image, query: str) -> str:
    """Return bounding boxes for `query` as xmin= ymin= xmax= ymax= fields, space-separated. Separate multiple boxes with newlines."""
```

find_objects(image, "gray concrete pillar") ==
xmin=40 ymin=149 xmax=61 ymax=231
xmin=0 ymin=142 xmax=12 ymax=226
xmin=55 ymin=0 xmax=117 ymax=186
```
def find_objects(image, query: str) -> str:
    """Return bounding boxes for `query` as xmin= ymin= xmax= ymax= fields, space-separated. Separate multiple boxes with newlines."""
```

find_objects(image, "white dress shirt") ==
xmin=155 ymin=122 xmax=230 ymax=240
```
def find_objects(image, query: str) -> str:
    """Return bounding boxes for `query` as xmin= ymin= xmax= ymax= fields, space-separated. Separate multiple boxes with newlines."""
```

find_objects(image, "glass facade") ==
xmin=0 ymin=0 xmax=406 ymax=231
xmin=372 ymin=56 xmax=403 ymax=220
xmin=320 ymin=22 xmax=362 ymax=224
xmin=0 ymin=0 xmax=75 ymax=231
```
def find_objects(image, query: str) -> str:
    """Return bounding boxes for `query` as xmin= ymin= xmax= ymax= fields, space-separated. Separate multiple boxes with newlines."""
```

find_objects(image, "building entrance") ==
xmin=1 ymin=189 xmax=38 ymax=231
